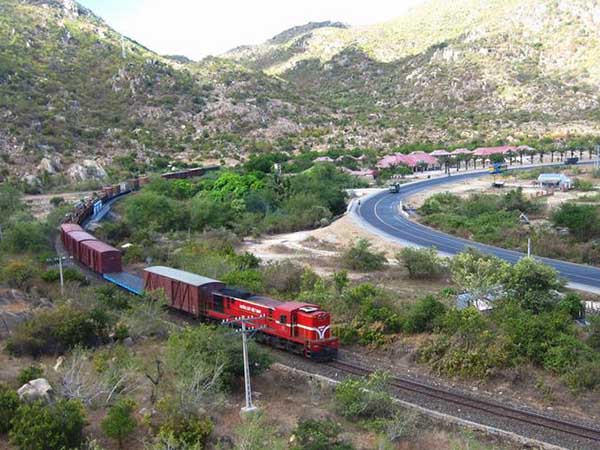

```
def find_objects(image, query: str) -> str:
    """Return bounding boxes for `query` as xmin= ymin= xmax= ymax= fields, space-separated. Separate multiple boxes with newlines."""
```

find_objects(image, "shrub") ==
xmin=261 ymin=260 xmax=305 ymax=295
xmin=292 ymin=418 xmax=354 ymax=450
xmin=587 ymin=316 xmax=600 ymax=351
xmin=342 ymin=239 xmax=387 ymax=271
xmin=101 ymin=399 xmax=137 ymax=450
xmin=230 ymin=412 xmax=286 ymax=450
xmin=41 ymin=268 xmax=87 ymax=284
xmin=334 ymin=371 xmax=394 ymax=420
xmin=403 ymin=296 xmax=447 ymax=334
xmin=1 ymin=221 xmax=50 ymax=254
xmin=563 ymin=360 xmax=600 ymax=392
xmin=5 ymin=305 xmax=110 ymax=356
xmin=1 ymin=259 xmax=37 ymax=289
xmin=9 ymin=399 xmax=86 ymax=450
xmin=552 ymin=203 xmax=600 ymax=241
xmin=50 ymin=196 xmax=64 ymax=207
xmin=155 ymin=415 xmax=213 ymax=450
xmin=222 ymin=269 xmax=264 ymax=292
xmin=167 ymin=325 xmax=272 ymax=392
xmin=398 ymin=247 xmax=446 ymax=279
xmin=0 ymin=384 xmax=20 ymax=433
xmin=17 ymin=365 xmax=44 ymax=385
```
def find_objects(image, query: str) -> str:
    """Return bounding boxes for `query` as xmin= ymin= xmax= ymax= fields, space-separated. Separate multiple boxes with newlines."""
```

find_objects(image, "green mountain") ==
xmin=2 ymin=0 xmax=600 ymax=188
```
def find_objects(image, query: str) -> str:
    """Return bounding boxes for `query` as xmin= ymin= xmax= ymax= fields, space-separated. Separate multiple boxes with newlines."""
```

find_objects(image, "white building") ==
xmin=537 ymin=173 xmax=572 ymax=189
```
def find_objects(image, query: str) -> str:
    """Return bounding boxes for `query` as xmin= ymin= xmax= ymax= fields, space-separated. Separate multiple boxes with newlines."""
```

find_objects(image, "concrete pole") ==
xmin=527 ymin=238 xmax=531 ymax=258
xmin=241 ymin=320 xmax=256 ymax=414
xmin=59 ymin=256 xmax=64 ymax=296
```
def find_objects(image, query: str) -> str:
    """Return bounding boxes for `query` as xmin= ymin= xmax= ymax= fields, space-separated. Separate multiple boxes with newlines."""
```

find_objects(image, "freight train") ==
xmin=58 ymin=168 xmax=339 ymax=360
xmin=65 ymin=166 xmax=219 ymax=226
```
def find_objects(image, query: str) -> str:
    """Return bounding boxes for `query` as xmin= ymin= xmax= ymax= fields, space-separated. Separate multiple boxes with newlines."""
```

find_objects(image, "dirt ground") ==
xmin=23 ymin=191 xmax=94 ymax=219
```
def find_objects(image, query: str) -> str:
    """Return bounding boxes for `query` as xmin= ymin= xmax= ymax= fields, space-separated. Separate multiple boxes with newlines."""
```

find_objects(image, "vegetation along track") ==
xmin=327 ymin=359 xmax=600 ymax=448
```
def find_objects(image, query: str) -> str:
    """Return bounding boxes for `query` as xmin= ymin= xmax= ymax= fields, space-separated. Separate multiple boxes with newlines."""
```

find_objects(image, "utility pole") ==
xmin=221 ymin=315 xmax=266 ymax=414
xmin=46 ymin=255 xmax=73 ymax=296
xmin=527 ymin=237 xmax=531 ymax=257
xmin=0 ymin=224 xmax=3 ymax=242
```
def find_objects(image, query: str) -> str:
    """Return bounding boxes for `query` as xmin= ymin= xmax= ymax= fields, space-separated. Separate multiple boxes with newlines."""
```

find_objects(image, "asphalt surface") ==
xmin=355 ymin=164 xmax=600 ymax=292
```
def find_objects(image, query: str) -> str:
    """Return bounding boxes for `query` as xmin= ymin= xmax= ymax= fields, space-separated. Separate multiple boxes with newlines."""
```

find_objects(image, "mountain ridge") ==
xmin=3 ymin=0 xmax=600 ymax=189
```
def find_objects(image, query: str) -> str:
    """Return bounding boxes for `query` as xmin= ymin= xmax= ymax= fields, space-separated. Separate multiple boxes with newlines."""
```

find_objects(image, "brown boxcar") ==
xmin=65 ymin=230 xmax=98 ymax=261
xmin=143 ymin=266 xmax=225 ymax=317
xmin=60 ymin=224 xmax=83 ymax=248
xmin=138 ymin=176 xmax=150 ymax=186
xmin=102 ymin=186 xmax=114 ymax=198
xmin=79 ymin=240 xmax=122 ymax=273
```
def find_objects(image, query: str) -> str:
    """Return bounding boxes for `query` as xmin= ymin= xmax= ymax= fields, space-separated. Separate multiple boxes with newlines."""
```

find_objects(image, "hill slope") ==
xmin=224 ymin=0 xmax=600 ymax=145
xmin=0 ymin=0 xmax=325 ymax=187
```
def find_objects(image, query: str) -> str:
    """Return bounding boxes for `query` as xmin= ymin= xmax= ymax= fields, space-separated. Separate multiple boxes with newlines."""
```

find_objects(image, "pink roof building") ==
xmin=472 ymin=146 xmax=517 ymax=157
xmin=377 ymin=152 xmax=439 ymax=169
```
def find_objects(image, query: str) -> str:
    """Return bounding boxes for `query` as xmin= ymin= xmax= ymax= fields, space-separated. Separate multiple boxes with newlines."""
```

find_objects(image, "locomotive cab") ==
xmin=274 ymin=303 xmax=338 ymax=361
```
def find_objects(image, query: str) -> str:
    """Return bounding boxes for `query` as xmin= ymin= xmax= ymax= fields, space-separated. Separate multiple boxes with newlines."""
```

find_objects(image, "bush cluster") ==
xmin=5 ymin=305 xmax=111 ymax=357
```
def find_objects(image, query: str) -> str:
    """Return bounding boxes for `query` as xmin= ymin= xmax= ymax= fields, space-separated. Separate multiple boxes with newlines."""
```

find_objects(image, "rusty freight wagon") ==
xmin=79 ymin=240 xmax=122 ymax=273
xmin=64 ymin=230 xmax=98 ymax=261
xmin=143 ymin=266 xmax=225 ymax=317
xmin=60 ymin=223 xmax=83 ymax=248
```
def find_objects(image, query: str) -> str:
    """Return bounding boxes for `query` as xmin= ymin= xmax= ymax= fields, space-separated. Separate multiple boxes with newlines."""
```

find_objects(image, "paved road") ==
xmin=355 ymin=164 xmax=600 ymax=292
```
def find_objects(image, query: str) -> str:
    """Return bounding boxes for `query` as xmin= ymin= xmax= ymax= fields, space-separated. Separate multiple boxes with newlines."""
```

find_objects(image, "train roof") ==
xmin=60 ymin=223 xmax=83 ymax=233
xmin=82 ymin=240 xmax=120 ymax=253
xmin=277 ymin=301 xmax=319 ymax=313
xmin=68 ymin=231 xmax=98 ymax=242
xmin=145 ymin=266 xmax=222 ymax=287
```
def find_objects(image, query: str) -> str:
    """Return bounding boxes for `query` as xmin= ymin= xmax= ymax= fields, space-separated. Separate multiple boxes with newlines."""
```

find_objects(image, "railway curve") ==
xmin=354 ymin=162 xmax=600 ymax=293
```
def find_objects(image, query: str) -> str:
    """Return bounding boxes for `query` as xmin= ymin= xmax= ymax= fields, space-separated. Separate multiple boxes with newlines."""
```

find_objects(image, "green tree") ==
xmin=0 ymin=384 xmax=20 ymax=433
xmin=342 ymin=239 xmax=387 ymax=271
xmin=450 ymin=249 xmax=509 ymax=298
xmin=10 ymin=399 xmax=86 ymax=450
xmin=504 ymin=257 xmax=564 ymax=312
xmin=552 ymin=203 xmax=600 ymax=241
xmin=398 ymin=247 xmax=446 ymax=279
xmin=101 ymin=399 xmax=137 ymax=449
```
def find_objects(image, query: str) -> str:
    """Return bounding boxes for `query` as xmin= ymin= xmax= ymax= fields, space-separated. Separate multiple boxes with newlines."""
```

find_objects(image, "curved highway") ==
xmin=355 ymin=164 xmax=600 ymax=292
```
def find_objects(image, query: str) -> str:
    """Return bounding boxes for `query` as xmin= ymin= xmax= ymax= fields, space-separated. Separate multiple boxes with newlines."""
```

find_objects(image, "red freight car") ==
xmin=143 ymin=266 xmax=225 ymax=317
xmin=64 ymin=230 xmax=98 ymax=261
xmin=60 ymin=223 xmax=83 ymax=249
xmin=79 ymin=240 xmax=122 ymax=273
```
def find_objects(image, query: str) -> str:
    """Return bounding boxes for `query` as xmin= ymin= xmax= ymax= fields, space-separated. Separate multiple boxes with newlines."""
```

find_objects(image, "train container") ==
xmin=60 ymin=224 xmax=83 ymax=248
xmin=138 ymin=176 xmax=150 ymax=186
xmin=119 ymin=181 xmax=130 ymax=192
xmin=143 ymin=266 xmax=225 ymax=317
xmin=102 ymin=186 xmax=114 ymax=198
xmin=79 ymin=240 xmax=122 ymax=273
xmin=130 ymin=178 xmax=140 ymax=190
xmin=64 ymin=230 xmax=98 ymax=260
xmin=113 ymin=184 xmax=121 ymax=195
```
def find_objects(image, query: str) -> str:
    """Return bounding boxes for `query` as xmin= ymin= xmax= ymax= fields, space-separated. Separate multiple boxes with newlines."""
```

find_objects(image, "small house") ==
xmin=537 ymin=173 xmax=572 ymax=189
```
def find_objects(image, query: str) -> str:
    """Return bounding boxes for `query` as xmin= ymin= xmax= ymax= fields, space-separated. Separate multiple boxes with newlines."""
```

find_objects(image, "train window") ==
xmin=279 ymin=314 xmax=287 ymax=324
xmin=213 ymin=294 xmax=224 ymax=313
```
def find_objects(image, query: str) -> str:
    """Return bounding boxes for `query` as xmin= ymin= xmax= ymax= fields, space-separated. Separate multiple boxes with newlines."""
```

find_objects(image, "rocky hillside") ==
xmin=0 ymin=0 xmax=326 ymax=189
xmin=224 ymin=0 xmax=600 ymax=145
xmin=3 ymin=0 xmax=600 ymax=189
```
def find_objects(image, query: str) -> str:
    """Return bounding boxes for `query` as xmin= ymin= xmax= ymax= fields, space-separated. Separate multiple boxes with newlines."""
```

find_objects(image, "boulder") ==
xmin=67 ymin=159 xmax=107 ymax=181
xmin=17 ymin=378 xmax=54 ymax=403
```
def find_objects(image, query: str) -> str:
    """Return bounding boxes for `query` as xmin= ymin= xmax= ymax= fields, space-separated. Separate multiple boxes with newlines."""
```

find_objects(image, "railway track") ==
xmin=327 ymin=359 xmax=600 ymax=446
